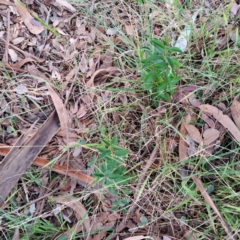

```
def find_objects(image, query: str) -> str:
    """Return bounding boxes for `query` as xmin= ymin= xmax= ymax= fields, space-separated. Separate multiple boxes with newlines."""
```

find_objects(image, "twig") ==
xmin=3 ymin=9 xmax=10 ymax=64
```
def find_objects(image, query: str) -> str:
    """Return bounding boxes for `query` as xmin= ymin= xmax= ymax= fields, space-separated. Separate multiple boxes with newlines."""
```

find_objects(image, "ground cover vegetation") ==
xmin=0 ymin=0 xmax=240 ymax=239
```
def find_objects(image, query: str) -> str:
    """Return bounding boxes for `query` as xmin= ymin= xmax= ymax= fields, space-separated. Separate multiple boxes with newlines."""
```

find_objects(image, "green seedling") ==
xmin=139 ymin=38 xmax=182 ymax=107
xmin=88 ymin=135 xmax=134 ymax=197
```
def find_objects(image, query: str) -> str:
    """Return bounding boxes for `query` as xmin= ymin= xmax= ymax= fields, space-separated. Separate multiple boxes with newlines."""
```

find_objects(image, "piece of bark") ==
xmin=0 ymin=144 xmax=94 ymax=185
xmin=0 ymin=111 xmax=59 ymax=206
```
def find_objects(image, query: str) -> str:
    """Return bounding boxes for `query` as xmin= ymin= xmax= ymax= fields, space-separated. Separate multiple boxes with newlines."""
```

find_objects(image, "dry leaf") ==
xmin=56 ymin=28 xmax=68 ymax=35
xmin=106 ymin=28 xmax=117 ymax=35
xmin=163 ymin=237 xmax=171 ymax=240
xmin=230 ymin=99 xmax=240 ymax=128
xmin=179 ymin=121 xmax=188 ymax=161
xmin=14 ymin=0 xmax=44 ymax=35
xmin=46 ymin=84 xmax=70 ymax=133
xmin=186 ymin=134 xmax=196 ymax=156
xmin=200 ymin=104 xmax=240 ymax=142
xmin=203 ymin=128 xmax=220 ymax=146
xmin=11 ymin=227 xmax=20 ymax=240
xmin=52 ymin=196 xmax=90 ymax=236
xmin=30 ymin=18 xmax=41 ymax=26
xmin=125 ymin=24 xmax=135 ymax=36
xmin=192 ymin=176 xmax=236 ymax=240
xmin=124 ymin=236 xmax=153 ymax=240
xmin=55 ymin=0 xmax=76 ymax=12
xmin=11 ymin=37 xmax=25 ymax=45
xmin=11 ymin=57 xmax=35 ymax=69
xmin=14 ymin=84 xmax=28 ymax=94
xmin=77 ymin=104 xmax=87 ymax=119
xmin=201 ymin=112 xmax=215 ymax=128
xmin=0 ymin=0 xmax=15 ymax=6
xmin=8 ymin=49 xmax=18 ymax=62
xmin=185 ymin=115 xmax=203 ymax=144
xmin=230 ymin=2 xmax=240 ymax=16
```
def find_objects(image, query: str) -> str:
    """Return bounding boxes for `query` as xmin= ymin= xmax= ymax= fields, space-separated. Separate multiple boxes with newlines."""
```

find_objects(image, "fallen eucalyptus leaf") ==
xmin=230 ymin=98 xmax=240 ymax=128
xmin=200 ymin=104 xmax=240 ymax=142
xmin=14 ymin=0 xmax=44 ymax=35
xmin=203 ymin=128 xmax=220 ymax=146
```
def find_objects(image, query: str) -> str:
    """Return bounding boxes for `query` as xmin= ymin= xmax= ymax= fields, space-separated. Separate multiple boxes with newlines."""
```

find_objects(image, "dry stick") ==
xmin=129 ymin=143 xmax=159 ymax=213
xmin=3 ymin=9 xmax=10 ymax=64
xmin=0 ymin=144 xmax=94 ymax=185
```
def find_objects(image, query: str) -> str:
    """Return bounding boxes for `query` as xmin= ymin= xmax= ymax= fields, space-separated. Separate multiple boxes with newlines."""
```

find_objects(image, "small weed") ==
xmin=88 ymin=135 xmax=134 ymax=197
xmin=139 ymin=38 xmax=182 ymax=106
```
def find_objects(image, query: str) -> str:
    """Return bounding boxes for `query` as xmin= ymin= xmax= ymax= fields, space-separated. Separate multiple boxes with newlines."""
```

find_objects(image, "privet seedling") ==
xmin=139 ymin=38 xmax=182 ymax=107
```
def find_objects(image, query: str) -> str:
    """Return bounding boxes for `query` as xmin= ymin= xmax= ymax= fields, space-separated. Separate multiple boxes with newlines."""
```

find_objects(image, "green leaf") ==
xmin=121 ymin=187 xmax=132 ymax=195
xmin=111 ymin=135 xmax=118 ymax=145
xmin=142 ymin=73 xmax=153 ymax=90
xmin=121 ymin=198 xmax=130 ymax=205
xmin=151 ymin=38 xmax=166 ymax=49
xmin=168 ymin=46 xmax=183 ymax=53
xmin=57 ymin=235 xmax=68 ymax=240
xmin=102 ymin=139 xmax=111 ymax=146
xmin=141 ymin=55 xmax=165 ymax=64
xmin=87 ymin=155 xmax=96 ymax=167
xmin=110 ymin=205 xmax=119 ymax=211
xmin=166 ymin=57 xmax=180 ymax=68
xmin=113 ymin=147 xmax=129 ymax=157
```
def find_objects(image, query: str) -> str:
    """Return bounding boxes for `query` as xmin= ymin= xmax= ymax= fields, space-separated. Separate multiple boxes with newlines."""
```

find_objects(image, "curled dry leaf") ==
xmin=203 ymin=128 xmax=220 ymax=146
xmin=46 ymin=84 xmax=70 ymax=133
xmin=200 ymin=104 xmax=240 ymax=142
xmin=11 ymin=57 xmax=35 ymax=69
xmin=51 ymin=196 xmax=90 ymax=227
xmin=52 ymin=196 xmax=90 ymax=236
xmin=14 ymin=0 xmax=44 ymax=35
xmin=230 ymin=98 xmax=240 ymax=128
